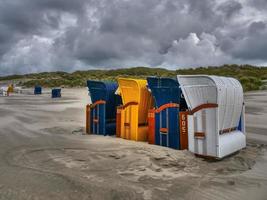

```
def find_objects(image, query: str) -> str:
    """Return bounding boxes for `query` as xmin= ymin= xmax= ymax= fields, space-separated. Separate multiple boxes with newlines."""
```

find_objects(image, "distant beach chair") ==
xmin=34 ymin=86 xmax=42 ymax=95
xmin=51 ymin=88 xmax=61 ymax=98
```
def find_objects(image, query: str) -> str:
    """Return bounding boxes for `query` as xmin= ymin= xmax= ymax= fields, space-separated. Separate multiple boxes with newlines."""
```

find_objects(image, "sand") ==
xmin=0 ymin=88 xmax=267 ymax=200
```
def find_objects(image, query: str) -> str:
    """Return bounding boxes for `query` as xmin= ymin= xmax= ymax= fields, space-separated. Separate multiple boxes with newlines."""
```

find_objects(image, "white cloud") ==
xmin=1 ymin=36 xmax=54 ymax=74
xmin=162 ymin=33 xmax=233 ymax=68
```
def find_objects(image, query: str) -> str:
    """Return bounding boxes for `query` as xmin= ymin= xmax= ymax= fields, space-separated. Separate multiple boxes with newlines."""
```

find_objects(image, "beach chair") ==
xmin=147 ymin=77 xmax=188 ymax=149
xmin=177 ymin=75 xmax=246 ymax=158
xmin=34 ymin=86 xmax=42 ymax=95
xmin=116 ymin=78 xmax=154 ymax=141
xmin=51 ymin=88 xmax=61 ymax=98
xmin=86 ymin=80 xmax=122 ymax=135
xmin=7 ymin=84 xmax=14 ymax=93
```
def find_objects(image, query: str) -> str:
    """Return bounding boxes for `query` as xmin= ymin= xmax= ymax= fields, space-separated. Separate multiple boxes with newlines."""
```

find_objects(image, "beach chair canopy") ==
xmin=117 ymin=78 xmax=153 ymax=124
xmin=147 ymin=77 xmax=181 ymax=108
xmin=177 ymin=75 xmax=244 ymax=136
xmin=87 ymin=80 xmax=121 ymax=120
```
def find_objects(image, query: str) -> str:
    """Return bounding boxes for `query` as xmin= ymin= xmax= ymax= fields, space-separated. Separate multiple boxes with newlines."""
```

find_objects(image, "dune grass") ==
xmin=1 ymin=64 xmax=266 ymax=91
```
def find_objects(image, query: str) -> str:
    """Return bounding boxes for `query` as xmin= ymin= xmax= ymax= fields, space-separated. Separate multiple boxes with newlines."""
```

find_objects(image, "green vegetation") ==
xmin=176 ymin=64 xmax=267 ymax=91
xmin=1 ymin=65 xmax=267 ymax=91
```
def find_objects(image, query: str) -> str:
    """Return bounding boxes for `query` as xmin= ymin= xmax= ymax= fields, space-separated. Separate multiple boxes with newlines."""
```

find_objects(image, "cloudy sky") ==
xmin=0 ymin=0 xmax=267 ymax=75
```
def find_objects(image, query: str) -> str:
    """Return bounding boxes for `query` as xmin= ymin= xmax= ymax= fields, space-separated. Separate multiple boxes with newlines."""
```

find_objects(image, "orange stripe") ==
xmin=93 ymin=119 xmax=99 ymax=123
xmin=160 ymin=128 xmax=168 ymax=133
xmin=190 ymin=103 xmax=218 ymax=115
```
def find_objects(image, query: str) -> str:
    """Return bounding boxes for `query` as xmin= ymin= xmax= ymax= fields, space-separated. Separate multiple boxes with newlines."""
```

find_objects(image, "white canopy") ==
xmin=177 ymin=75 xmax=245 ymax=158
xmin=177 ymin=75 xmax=243 ymax=133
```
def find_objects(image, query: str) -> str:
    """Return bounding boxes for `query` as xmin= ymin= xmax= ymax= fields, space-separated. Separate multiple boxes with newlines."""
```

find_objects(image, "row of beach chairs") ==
xmin=86 ymin=75 xmax=246 ymax=159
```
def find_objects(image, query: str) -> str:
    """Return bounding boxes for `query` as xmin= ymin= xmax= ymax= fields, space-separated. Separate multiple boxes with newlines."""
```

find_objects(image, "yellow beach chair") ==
xmin=7 ymin=84 xmax=14 ymax=93
xmin=116 ymin=78 xmax=154 ymax=141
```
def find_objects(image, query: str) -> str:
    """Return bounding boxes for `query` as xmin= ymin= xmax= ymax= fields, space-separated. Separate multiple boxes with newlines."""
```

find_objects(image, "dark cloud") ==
xmin=217 ymin=0 xmax=242 ymax=18
xmin=0 ymin=0 xmax=267 ymax=75
xmin=248 ymin=21 xmax=266 ymax=35
xmin=248 ymin=0 xmax=267 ymax=10
xmin=54 ymin=0 xmax=223 ymax=68
xmin=231 ymin=21 xmax=267 ymax=60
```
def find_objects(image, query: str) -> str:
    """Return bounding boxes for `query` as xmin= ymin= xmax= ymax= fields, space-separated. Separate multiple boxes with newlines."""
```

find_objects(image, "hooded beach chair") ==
xmin=177 ymin=75 xmax=246 ymax=158
xmin=7 ymin=84 xmax=14 ymax=93
xmin=51 ymin=88 xmax=61 ymax=98
xmin=86 ymin=80 xmax=122 ymax=136
xmin=116 ymin=78 xmax=154 ymax=141
xmin=34 ymin=86 xmax=42 ymax=95
xmin=147 ymin=77 xmax=188 ymax=150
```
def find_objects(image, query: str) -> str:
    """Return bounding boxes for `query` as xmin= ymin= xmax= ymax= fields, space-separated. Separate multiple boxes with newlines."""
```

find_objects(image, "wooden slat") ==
xmin=179 ymin=111 xmax=189 ymax=150
xmin=148 ymin=109 xmax=155 ymax=144
xmin=124 ymin=123 xmax=130 ymax=127
xmin=194 ymin=132 xmax=205 ymax=138
xmin=160 ymin=128 xmax=168 ymax=133
xmin=219 ymin=127 xmax=238 ymax=135
xmin=116 ymin=108 xmax=122 ymax=137
xmin=86 ymin=104 xmax=91 ymax=134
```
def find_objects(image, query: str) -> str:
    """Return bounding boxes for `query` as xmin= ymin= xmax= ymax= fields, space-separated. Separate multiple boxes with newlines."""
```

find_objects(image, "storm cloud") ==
xmin=0 ymin=0 xmax=267 ymax=75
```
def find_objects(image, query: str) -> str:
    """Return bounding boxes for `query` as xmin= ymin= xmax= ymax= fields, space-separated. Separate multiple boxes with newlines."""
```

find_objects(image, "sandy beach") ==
xmin=0 ymin=88 xmax=267 ymax=200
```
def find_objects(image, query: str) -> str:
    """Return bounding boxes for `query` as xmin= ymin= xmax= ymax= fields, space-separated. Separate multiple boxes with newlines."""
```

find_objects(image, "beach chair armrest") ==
xmin=118 ymin=101 xmax=139 ymax=110
xmin=189 ymin=103 xmax=218 ymax=115
xmin=90 ymin=100 xmax=106 ymax=109
xmin=154 ymin=103 xmax=180 ymax=114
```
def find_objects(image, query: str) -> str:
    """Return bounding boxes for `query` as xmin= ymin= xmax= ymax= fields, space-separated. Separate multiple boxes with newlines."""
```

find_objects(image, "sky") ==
xmin=0 ymin=0 xmax=267 ymax=75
